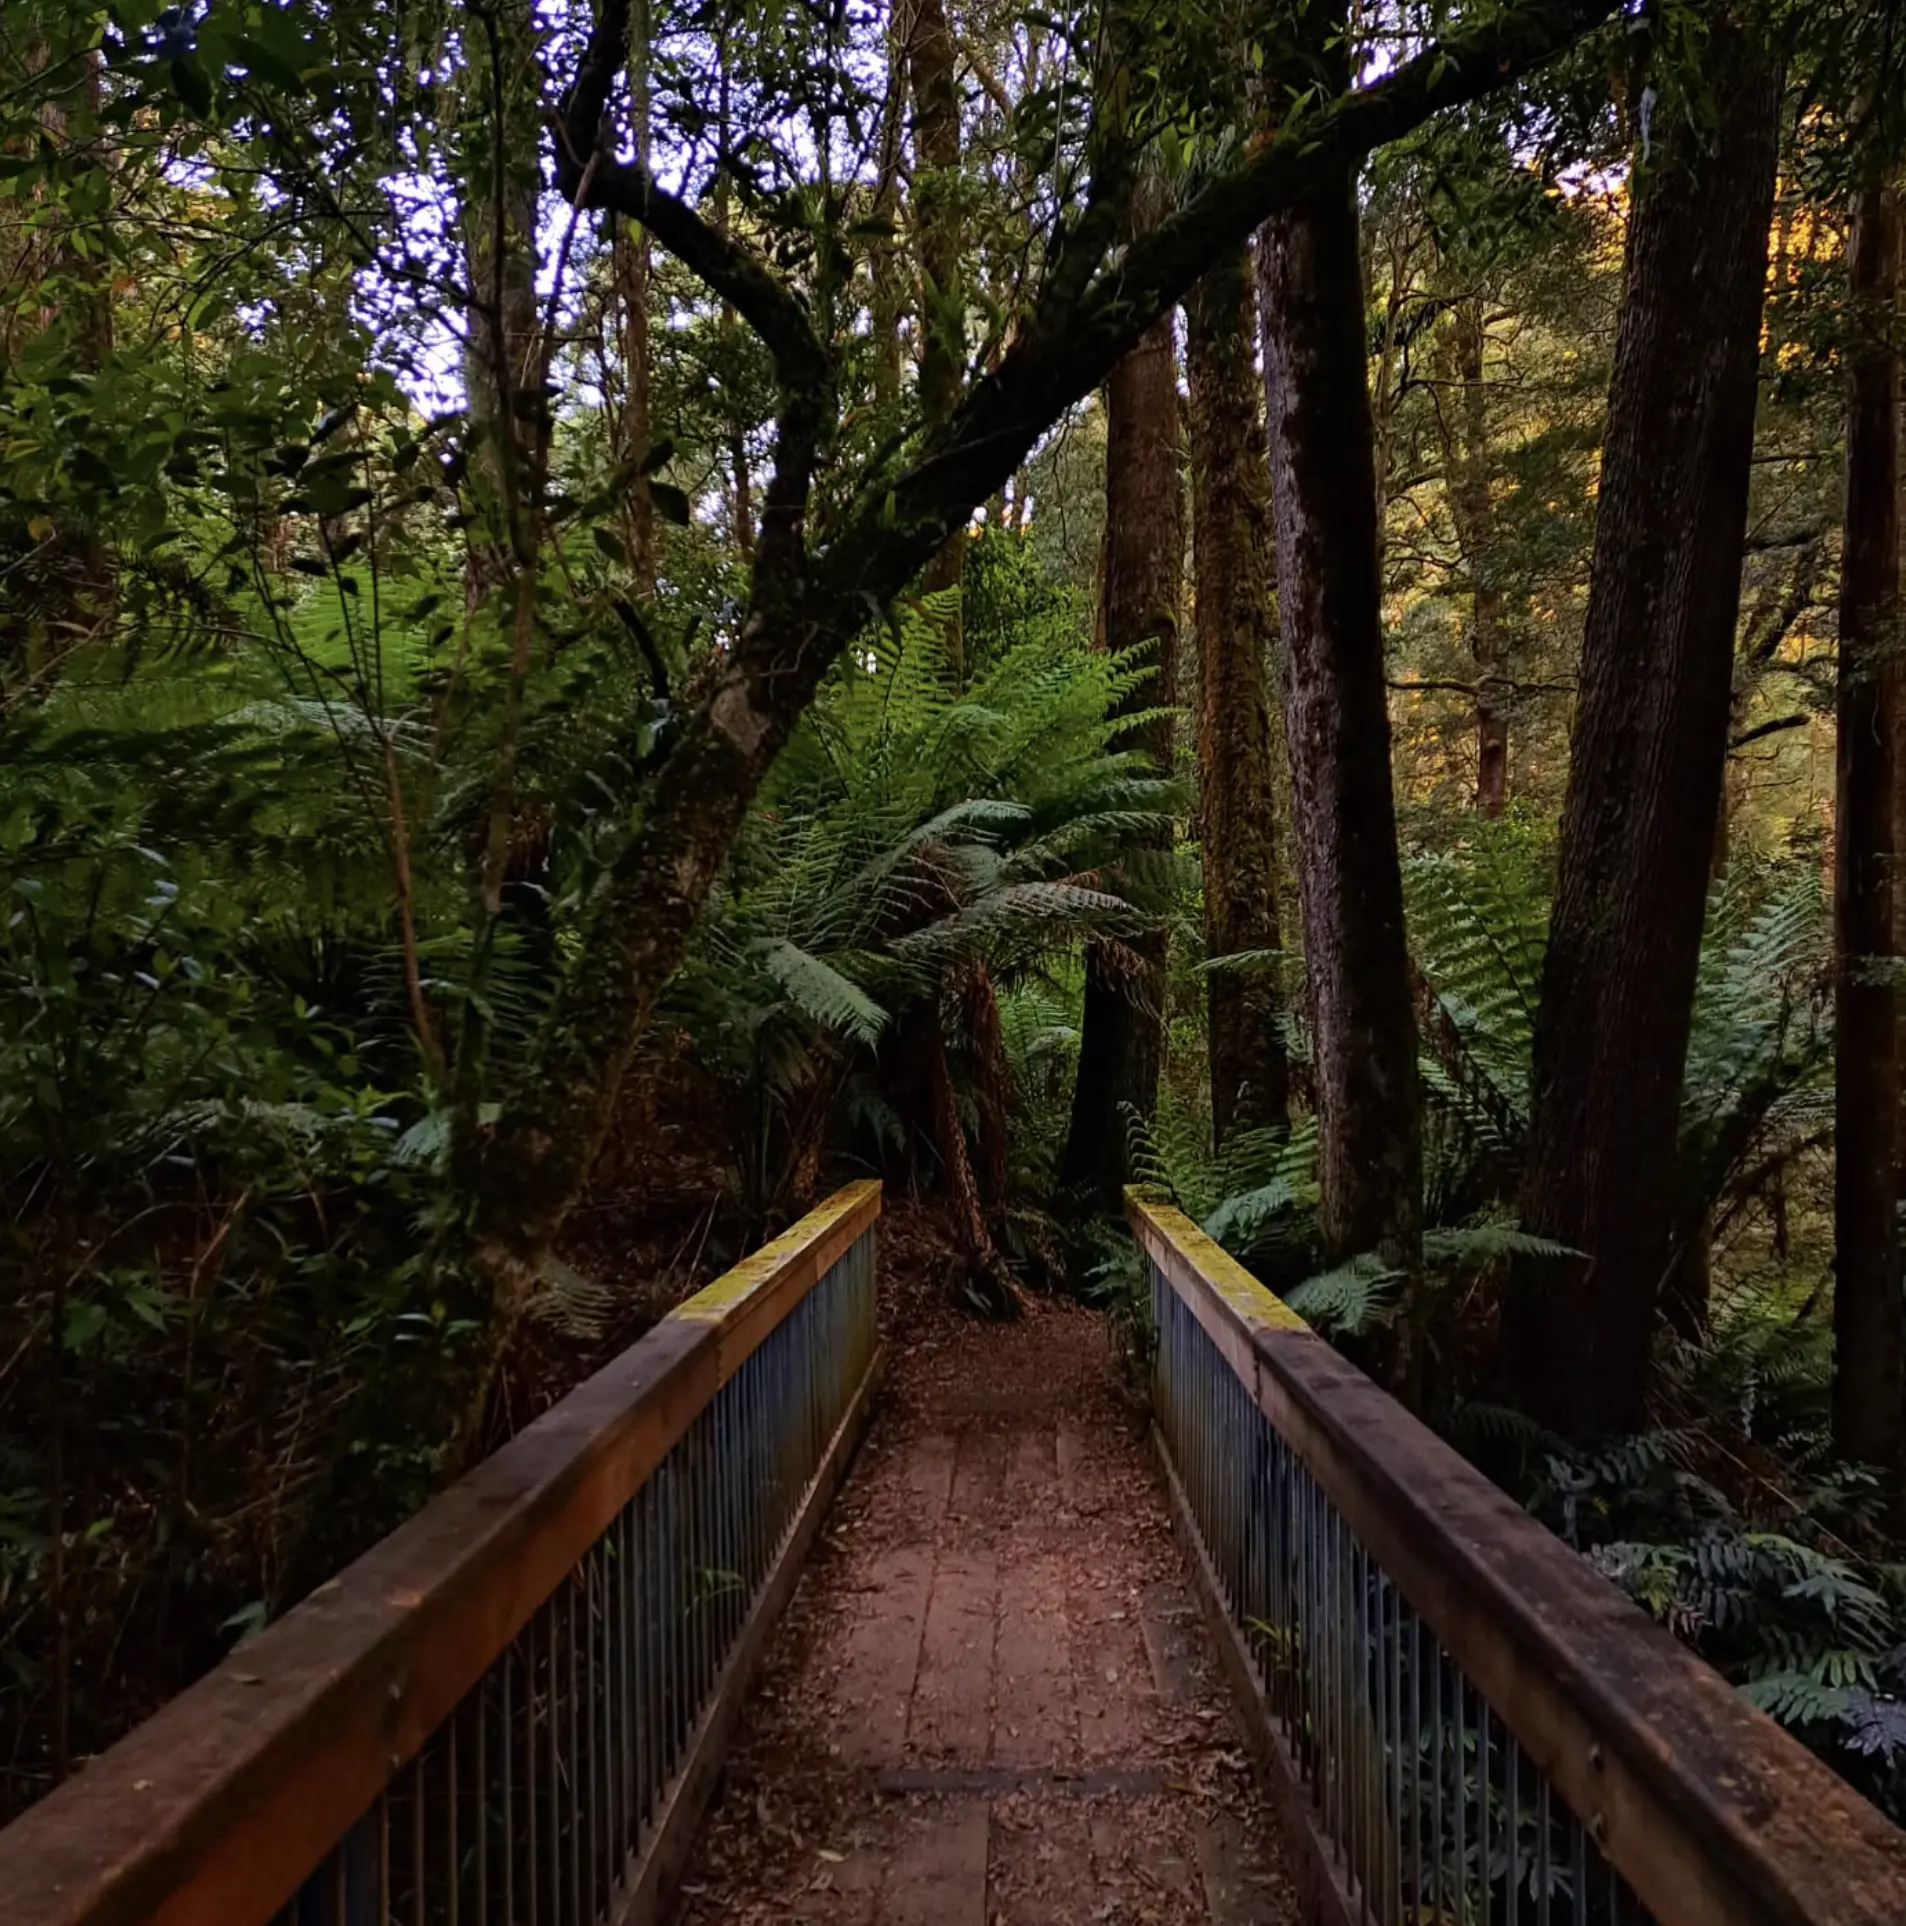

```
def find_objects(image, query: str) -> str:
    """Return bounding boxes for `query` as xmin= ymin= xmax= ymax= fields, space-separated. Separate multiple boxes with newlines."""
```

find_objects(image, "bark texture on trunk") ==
xmin=612 ymin=225 xmax=656 ymax=594
xmin=1502 ymin=27 xmax=1782 ymax=1442
xmin=869 ymin=3 xmax=908 ymax=410
xmin=1060 ymin=305 xmax=1183 ymax=1210
xmin=461 ymin=0 xmax=543 ymax=590
xmin=906 ymin=0 xmax=969 ymax=655
xmin=1187 ymin=244 xmax=1290 ymax=1146
xmin=1896 ymin=177 xmax=1906 ymax=1210
xmin=1258 ymin=154 xmax=1422 ymax=1276
xmin=1833 ymin=173 xmax=1904 ymax=1502
xmin=906 ymin=0 xmax=962 ymax=435
xmin=610 ymin=0 xmax=655 ymax=596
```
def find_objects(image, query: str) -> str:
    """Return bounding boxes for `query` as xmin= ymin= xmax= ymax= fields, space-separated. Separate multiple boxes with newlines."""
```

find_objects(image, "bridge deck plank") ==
xmin=668 ymin=1261 xmax=1301 ymax=1926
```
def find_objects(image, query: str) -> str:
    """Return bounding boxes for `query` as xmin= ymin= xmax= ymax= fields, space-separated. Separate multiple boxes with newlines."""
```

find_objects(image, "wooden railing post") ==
xmin=1131 ymin=1189 xmax=1906 ymax=1926
xmin=0 ymin=1183 xmax=883 ymax=1926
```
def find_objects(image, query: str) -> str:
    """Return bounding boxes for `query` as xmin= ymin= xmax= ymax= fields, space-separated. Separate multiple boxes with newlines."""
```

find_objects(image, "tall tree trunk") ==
xmin=1060 ymin=304 xmax=1183 ymax=1210
xmin=1501 ymin=26 xmax=1782 ymax=1442
xmin=612 ymin=232 xmax=656 ymax=592
xmin=1186 ymin=243 xmax=1290 ymax=1146
xmin=1833 ymin=171 xmax=1904 ymax=1505
xmin=869 ymin=0 xmax=909 ymax=409
xmin=1258 ymin=83 xmax=1423 ymax=1292
xmin=611 ymin=0 xmax=655 ymax=596
xmin=460 ymin=0 xmax=542 ymax=596
xmin=906 ymin=0 xmax=968 ymax=666
xmin=1442 ymin=297 xmax=1509 ymax=816
xmin=1894 ymin=180 xmax=1906 ymax=1207
xmin=711 ymin=62 xmax=755 ymax=562
xmin=907 ymin=0 xmax=961 ymax=436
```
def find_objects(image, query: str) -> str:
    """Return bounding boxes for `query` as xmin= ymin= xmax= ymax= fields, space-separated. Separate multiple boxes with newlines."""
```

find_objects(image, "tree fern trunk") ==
xmin=959 ymin=963 xmax=1012 ymax=1206
xmin=931 ymin=1010 xmax=1025 ymax=1313
xmin=1503 ymin=23 xmax=1782 ymax=1442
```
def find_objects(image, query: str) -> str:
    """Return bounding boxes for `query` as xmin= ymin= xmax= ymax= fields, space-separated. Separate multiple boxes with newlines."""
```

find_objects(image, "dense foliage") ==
xmin=2 ymin=0 xmax=1905 ymax=1847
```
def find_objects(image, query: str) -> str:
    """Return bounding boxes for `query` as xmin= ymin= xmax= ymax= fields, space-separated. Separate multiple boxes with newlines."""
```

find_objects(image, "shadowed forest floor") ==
xmin=669 ymin=1226 xmax=1300 ymax=1924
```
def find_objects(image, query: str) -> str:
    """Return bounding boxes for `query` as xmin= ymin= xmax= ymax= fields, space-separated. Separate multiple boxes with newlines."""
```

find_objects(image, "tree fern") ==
xmin=669 ymin=573 xmax=1172 ymax=1220
xmin=1405 ymin=829 xmax=1549 ymax=1152
xmin=1420 ymin=1223 xmax=1579 ymax=1264
xmin=1401 ymin=843 xmax=1830 ymax=1259
xmin=756 ymin=940 xmax=889 ymax=1048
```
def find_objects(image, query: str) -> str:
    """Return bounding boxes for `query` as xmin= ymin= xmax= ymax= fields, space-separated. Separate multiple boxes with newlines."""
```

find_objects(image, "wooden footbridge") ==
xmin=5 ymin=1183 xmax=1906 ymax=1926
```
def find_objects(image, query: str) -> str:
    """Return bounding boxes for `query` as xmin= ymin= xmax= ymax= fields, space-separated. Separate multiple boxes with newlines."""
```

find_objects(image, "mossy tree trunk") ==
xmin=610 ymin=0 xmax=656 ymax=596
xmin=1060 ymin=286 xmax=1183 ymax=1211
xmin=1186 ymin=242 xmax=1290 ymax=1147
xmin=905 ymin=0 xmax=973 ymax=681
xmin=1258 ymin=4 xmax=1422 ymax=1308
xmin=1502 ymin=22 xmax=1783 ymax=1442
xmin=1833 ymin=170 xmax=1904 ymax=1510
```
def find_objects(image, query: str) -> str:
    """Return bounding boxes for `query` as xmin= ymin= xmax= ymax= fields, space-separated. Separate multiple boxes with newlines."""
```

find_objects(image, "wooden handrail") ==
xmin=1129 ymin=1191 xmax=1906 ymax=1926
xmin=0 ymin=1181 xmax=882 ymax=1926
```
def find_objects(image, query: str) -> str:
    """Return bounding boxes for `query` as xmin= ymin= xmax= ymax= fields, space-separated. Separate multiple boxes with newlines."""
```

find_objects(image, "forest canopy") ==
xmin=4 ymin=0 xmax=1906 ymax=1840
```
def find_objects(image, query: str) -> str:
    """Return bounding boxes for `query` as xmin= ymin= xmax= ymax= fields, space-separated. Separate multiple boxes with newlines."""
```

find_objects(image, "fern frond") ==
xmin=887 ymin=882 xmax=1134 ymax=968
xmin=1285 ymin=1255 xmax=1403 ymax=1336
xmin=531 ymin=1256 xmax=612 ymax=1342
xmin=755 ymin=940 xmax=888 ymax=1046
xmin=1421 ymin=1223 xmax=1581 ymax=1265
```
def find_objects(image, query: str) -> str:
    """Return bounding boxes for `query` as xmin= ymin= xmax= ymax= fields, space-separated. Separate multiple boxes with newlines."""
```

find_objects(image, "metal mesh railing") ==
xmin=1152 ymin=1264 xmax=1647 ymax=1926
xmin=283 ymin=1225 xmax=877 ymax=1926
xmin=0 ymin=1187 xmax=882 ymax=1926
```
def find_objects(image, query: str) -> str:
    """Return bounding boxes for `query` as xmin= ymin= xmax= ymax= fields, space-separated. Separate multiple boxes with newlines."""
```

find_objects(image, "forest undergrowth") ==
xmin=4 ymin=0 xmax=1906 ymax=1852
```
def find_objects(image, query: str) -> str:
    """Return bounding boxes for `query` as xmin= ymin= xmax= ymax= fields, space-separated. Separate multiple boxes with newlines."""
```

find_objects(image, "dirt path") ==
xmin=669 ymin=1239 xmax=1300 ymax=1925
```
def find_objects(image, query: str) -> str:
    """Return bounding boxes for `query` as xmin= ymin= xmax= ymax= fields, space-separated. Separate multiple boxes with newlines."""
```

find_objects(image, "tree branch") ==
xmin=578 ymin=159 xmax=831 ymax=391
xmin=466 ymin=0 xmax=1627 ymax=1321
xmin=957 ymin=34 xmax=1017 ymax=119
xmin=824 ymin=0 xmax=1623 ymax=613
xmin=552 ymin=0 xmax=827 ymax=397
xmin=1740 ymin=534 xmax=1826 ymax=669
xmin=1730 ymin=713 xmax=1810 ymax=751
xmin=1081 ymin=0 xmax=1621 ymax=350
xmin=1388 ymin=676 xmax=1578 ymax=697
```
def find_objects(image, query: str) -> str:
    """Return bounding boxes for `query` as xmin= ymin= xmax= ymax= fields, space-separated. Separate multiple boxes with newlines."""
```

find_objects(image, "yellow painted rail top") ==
xmin=0 ymin=1181 xmax=882 ymax=1926
xmin=1128 ymin=1189 xmax=1906 ymax=1926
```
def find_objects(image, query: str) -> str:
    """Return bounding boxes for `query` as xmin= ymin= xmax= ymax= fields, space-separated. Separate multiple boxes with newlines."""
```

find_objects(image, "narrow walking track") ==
xmin=669 ymin=1244 xmax=1299 ymax=1924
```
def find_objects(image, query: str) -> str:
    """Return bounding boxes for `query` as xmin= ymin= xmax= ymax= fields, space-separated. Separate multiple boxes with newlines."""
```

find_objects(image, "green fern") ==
xmin=669 ymin=551 xmax=1171 ymax=1219
xmin=531 ymin=1256 xmax=613 ymax=1342
xmin=1406 ymin=829 xmax=1549 ymax=1152
xmin=1420 ymin=1222 xmax=1579 ymax=1264
xmin=1285 ymin=1255 xmax=1403 ymax=1336
xmin=755 ymin=940 xmax=890 ymax=1047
